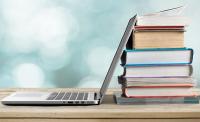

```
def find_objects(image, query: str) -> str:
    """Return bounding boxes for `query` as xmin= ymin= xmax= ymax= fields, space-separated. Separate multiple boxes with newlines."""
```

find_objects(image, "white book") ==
xmin=124 ymin=65 xmax=192 ymax=78
xmin=118 ymin=77 xmax=196 ymax=87
xmin=137 ymin=16 xmax=189 ymax=26
xmin=124 ymin=87 xmax=198 ymax=98
xmin=137 ymin=6 xmax=190 ymax=26
xmin=121 ymin=48 xmax=193 ymax=65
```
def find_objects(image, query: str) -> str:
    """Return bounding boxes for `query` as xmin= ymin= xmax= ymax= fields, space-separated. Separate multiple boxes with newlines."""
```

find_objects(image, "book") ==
xmin=118 ymin=76 xmax=196 ymax=83
xmin=121 ymin=48 xmax=193 ymax=66
xmin=137 ymin=16 xmax=189 ymax=26
xmin=135 ymin=26 xmax=185 ymax=30
xmin=123 ymin=83 xmax=194 ymax=88
xmin=117 ymin=7 xmax=197 ymax=104
xmin=123 ymin=65 xmax=192 ymax=78
xmin=114 ymin=92 xmax=199 ymax=104
xmin=130 ymin=6 xmax=189 ymax=49
xmin=132 ymin=30 xmax=184 ymax=49
xmin=136 ymin=6 xmax=189 ymax=26
xmin=118 ymin=76 xmax=196 ymax=87
xmin=123 ymin=87 xmax=198 ymax=98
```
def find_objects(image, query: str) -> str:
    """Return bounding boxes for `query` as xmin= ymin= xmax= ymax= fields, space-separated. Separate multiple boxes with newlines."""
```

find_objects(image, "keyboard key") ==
xmin=62 ymin=92 xmax=71 ymax=100
xmin=69 ymin=92 xmax=78 ymax=100
xmin=55 ymin=92 xmax=65 ymax=100
xmin=76 ymin=93 xmax=84 ymax=100
xmin=84 ymin=93 xmax=88 ymax=100
xmin=46 ymin=92 xmax=58 ymax=100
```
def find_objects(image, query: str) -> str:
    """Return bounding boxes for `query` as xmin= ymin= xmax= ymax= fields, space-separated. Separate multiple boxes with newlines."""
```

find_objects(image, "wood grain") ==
xmin=1 ymin=119 xmax=200 ymax=122
xmin=0 ymin=88 xmax=200 ymax=121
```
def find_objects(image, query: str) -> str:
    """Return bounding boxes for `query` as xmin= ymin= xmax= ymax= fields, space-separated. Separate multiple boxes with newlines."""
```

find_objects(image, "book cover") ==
xmin=121 ymin=48 xmax=193 ymax=66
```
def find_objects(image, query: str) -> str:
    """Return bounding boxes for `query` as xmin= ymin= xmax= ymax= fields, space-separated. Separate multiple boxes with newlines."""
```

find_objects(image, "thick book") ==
xmin=121 ymin=48 xmax=193 ymax=66
xmin=118 ymin=76 xmax=196 ymax=87
xmin=123 ymin=65 xmax=193 ymax=78
xmin=118 ymin=75 xmax=197 ymax=86
xmin=133 ymin=30 xmax=184 ymax=49
xmin=114 ymin=92 xmax=199 ymax=104
xmin=123 ymin=87 xmax=198 ymax=98
xmin=118 ymin=76 xmax=196 ymax=84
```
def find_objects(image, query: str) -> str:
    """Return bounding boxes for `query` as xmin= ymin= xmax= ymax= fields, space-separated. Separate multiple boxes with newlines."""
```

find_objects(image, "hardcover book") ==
xmin=123 ymin=87 xmax=198 ymax=98
xmin=121 ymin=48 xmax=193 ymax=66
xmin=123 ymin=65 xmax=193 ymax=78
xmin=136 ymin=6 xmax=189 ymax=26
xmin=117 ymin=7 xmax=198 ymax=104
xmin=133 ymin=30 xmax=184 ymax=49
xmin=118 ymin=76 xmax=196 ymax=87
xmin=114 ymin=92 xmax=199 ymax=104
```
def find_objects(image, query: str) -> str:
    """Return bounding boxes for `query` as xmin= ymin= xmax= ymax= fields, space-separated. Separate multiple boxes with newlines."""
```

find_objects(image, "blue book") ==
xmin=121 ymin=48 xmax=193 ymax=66
xmin=114 ymin=92 xmax=199 ymax=104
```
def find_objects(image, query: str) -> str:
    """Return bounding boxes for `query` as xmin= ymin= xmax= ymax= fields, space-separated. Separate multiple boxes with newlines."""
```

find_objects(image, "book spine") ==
xmin=125 ymin=32 xmax=133 ymax=49
xmin=117 ymin=76 xmax=124 ymax=85
xmin=120 ymin=51 xmax=127 ymax=66
xmin=190 ymin=48 xmax=194 ymax=64
xmin=189 ymin=65 xmax=193 ymax=76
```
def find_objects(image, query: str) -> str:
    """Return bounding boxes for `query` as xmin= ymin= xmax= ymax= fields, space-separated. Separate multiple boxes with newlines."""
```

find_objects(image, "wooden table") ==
xmin=1 ymin=88 xmax=200 ymax=122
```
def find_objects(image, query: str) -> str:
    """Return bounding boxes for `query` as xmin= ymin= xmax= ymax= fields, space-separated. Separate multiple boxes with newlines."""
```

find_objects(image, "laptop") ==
xmin=1 ymin=15 xmax=137 ymax=105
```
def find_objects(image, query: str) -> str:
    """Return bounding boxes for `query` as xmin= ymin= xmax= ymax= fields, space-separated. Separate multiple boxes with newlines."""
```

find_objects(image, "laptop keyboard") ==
xmin=46 ymin=92 xmax=89 ymax=101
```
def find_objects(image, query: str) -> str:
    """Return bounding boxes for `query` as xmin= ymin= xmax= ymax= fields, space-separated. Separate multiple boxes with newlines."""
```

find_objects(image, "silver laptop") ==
xmin=1 ymin=15 xmax=137 ymax=105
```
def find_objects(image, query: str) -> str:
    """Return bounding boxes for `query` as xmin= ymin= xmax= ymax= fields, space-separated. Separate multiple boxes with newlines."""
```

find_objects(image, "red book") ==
xmin=135 ymin=26 xmax=184 ymax=30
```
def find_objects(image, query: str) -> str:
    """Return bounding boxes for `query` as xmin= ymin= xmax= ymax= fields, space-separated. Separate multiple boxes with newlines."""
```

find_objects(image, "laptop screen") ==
xmin=99 ymin=15 xmax=137 ymax=102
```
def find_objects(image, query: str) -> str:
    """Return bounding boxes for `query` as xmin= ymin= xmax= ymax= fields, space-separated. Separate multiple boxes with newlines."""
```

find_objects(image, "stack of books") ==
xmin=115 ymin=7 xmax=199 ymax=104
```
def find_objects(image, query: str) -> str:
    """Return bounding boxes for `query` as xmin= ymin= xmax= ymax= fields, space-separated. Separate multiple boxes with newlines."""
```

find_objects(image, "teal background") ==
xmin=0 ymin=0 xmax=199 ymax=88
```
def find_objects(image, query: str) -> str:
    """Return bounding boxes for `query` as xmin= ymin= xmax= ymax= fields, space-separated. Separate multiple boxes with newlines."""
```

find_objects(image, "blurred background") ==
xmin=0 ymin=0 xmax=199 ymax=88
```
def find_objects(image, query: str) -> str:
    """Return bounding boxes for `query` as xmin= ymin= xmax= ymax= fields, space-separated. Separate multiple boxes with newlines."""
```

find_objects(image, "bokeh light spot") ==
xmin=86 ymin=46 xmax=114 ymax=76
xmin=12 ymin=63 xmax=45 ymax=87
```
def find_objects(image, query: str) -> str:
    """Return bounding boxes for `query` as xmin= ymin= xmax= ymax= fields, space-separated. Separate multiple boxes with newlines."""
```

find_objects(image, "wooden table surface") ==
xmin=1 ymin=88 xmax=200 ymax=122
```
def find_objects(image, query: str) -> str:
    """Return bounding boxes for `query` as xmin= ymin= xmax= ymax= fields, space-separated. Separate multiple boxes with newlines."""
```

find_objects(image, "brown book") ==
xmin=133 ymin=30 xmax=184 ymax=49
